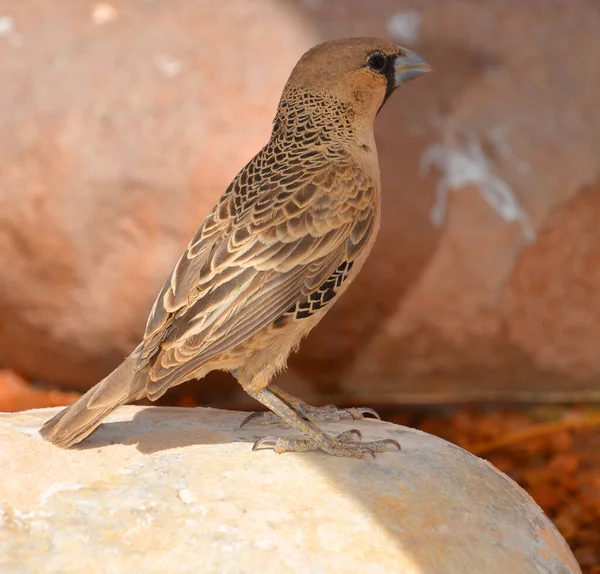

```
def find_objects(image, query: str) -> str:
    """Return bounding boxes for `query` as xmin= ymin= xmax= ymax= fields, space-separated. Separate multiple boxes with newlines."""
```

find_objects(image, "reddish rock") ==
xmin=288 ymin=0 xmax=600 ymax=404
xmin=0 ymin=370 xmax=79 ymax=412
xmin=0 ymin=0 xmax=599 ymax=404
xmin=0 ymin=0 xmax=316 ymax=387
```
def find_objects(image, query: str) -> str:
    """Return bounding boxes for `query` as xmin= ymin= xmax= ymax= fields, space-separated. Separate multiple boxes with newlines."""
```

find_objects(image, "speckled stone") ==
xmin=0 ymin=406 xmax=580 ymax=573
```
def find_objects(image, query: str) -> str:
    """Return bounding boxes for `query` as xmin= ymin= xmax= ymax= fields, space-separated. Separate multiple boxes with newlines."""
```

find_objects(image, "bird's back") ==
xmin=137 ymin=85 xmax=382 ymax=397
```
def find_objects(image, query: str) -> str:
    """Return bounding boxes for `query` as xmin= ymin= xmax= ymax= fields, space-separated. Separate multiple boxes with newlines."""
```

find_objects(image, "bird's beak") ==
xmin=393 ymin=48 xmax=432 ymax=86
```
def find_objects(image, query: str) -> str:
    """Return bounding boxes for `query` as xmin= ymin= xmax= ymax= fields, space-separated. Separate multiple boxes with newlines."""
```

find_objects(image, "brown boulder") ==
xmin=1 ymin=0 xmax=599 ymax=404
xmin=0 ymin=0 xmax=315 ymax=387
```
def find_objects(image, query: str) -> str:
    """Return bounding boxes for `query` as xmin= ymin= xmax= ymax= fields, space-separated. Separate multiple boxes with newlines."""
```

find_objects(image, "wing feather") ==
xmin=136 ymin=148 xmax=378 ymax=396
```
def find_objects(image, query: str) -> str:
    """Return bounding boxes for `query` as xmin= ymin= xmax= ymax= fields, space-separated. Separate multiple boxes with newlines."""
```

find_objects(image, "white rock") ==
xmin=0 ymin=406 xmax=580 ymax=573
xmin=386 ymin=10 xmax=422 ymax=44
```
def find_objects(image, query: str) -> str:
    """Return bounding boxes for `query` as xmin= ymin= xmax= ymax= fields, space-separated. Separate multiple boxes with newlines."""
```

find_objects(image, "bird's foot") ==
xmin=241 ymin=404 xmax=380 ymax=428
xmin=252 ymin=429 xmax=400 ymax=458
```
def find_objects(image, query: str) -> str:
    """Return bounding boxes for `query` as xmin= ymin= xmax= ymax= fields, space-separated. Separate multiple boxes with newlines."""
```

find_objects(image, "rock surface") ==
xmin=1 ymin=1 xmax=600 ymax=400
xmin=0 ymin=406 xmax=580 ymax=573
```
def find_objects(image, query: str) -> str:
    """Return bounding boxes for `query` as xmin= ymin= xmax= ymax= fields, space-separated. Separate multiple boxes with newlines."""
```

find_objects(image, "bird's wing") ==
xmin=137 ymin=156 xmax=377 ymax=397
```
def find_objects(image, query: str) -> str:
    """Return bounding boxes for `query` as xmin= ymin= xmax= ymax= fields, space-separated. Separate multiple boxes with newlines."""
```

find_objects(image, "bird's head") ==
xmin=283 ymin=37 xmax=432 ymax=121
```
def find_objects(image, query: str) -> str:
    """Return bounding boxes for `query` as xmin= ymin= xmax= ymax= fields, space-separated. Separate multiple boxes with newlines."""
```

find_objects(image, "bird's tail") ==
xmin=40 ymin=346 xmax=147 ymax=448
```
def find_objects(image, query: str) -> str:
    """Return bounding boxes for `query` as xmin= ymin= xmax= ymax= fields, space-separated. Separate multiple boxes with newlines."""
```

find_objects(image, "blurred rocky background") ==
xmin=1 ymin=0 xmax=600 ymax=406
xmin=1 ymin=1 xmax=600 ymax=569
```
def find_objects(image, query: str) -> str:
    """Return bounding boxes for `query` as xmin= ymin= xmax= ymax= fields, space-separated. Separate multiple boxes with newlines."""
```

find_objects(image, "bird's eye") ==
xmin=367 ymin=54 xmax=387 ymax=73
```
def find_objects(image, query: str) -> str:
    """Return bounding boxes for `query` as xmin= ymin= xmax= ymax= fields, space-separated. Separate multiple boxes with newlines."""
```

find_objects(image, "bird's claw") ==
xmin=252 ymin=435 xmax=281 ymax=451
xmin=240 ymin=411 xmax=281 ymax=429
xmin=379 ymin=438 xmax=402 ymax=451
xmin=339 ymin=428 xmax=363 ymax=440
xmin=251 ymin=429 xmax=399 ymax=458
xmin=241 ymin=404 xmax=381 ymax=428
xmin=345 ymin=407 xmax=381 ymax=421
xmin=304 ymin=404 xmax=381 ymax=422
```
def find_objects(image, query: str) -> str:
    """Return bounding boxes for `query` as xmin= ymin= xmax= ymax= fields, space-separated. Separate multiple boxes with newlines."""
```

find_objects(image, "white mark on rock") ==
xmin=137 ymin=513 xmax=154 ymax=527
xmin=13 ymin=508 xmax=52 ymax=520
xmin=421 ymin=139 xmax=536 ymax=242
xmin=177 ymin=488 xmax=198 ymax=504
xmin=182 ymin=505 xmax=207 ymax=519
xmin=154 ymin=54 xmax=183 ymax=77
xmin=10 ymin=507 xmax=53 ymax=533
xmin=91 ymin=3 xmax=118 ymax=25
xmin=387 ymin=10 xmax=421 ymax=44
xmin=0 ymin=15 xmax=23 ymax=46
xmin=0 ymin=15 xmax=14 ymax=35
xmin=254 ymin=537 xmax=275 ymax=550
xmin=489 ymin=126 xmax=531 ymax=174
xmin=41 ymin=483 xmax=82 ymax=505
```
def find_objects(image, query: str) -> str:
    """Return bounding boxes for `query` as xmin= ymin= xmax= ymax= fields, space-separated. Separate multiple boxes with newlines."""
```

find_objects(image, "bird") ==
xmin=40 ymin=37 xmax=432 ymax=457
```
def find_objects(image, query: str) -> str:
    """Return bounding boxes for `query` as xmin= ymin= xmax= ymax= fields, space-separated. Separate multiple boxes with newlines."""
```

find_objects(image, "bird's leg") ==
xmin=242 ymin=386 xmax=399 ymax=458
xmin=273 ymin=384 xmax=382 ymax=422
xmin=240 ymin=383 xmax=380 ymax=428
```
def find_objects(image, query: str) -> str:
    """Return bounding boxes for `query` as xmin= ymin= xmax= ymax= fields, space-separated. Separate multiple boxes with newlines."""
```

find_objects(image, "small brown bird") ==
xmin=41 ymin=37 xmax=431 ymax=457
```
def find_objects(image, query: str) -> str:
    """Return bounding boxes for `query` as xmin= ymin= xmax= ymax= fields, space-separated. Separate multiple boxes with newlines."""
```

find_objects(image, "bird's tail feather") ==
xmin=40 ymin=346 xmax=146 ymax=448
